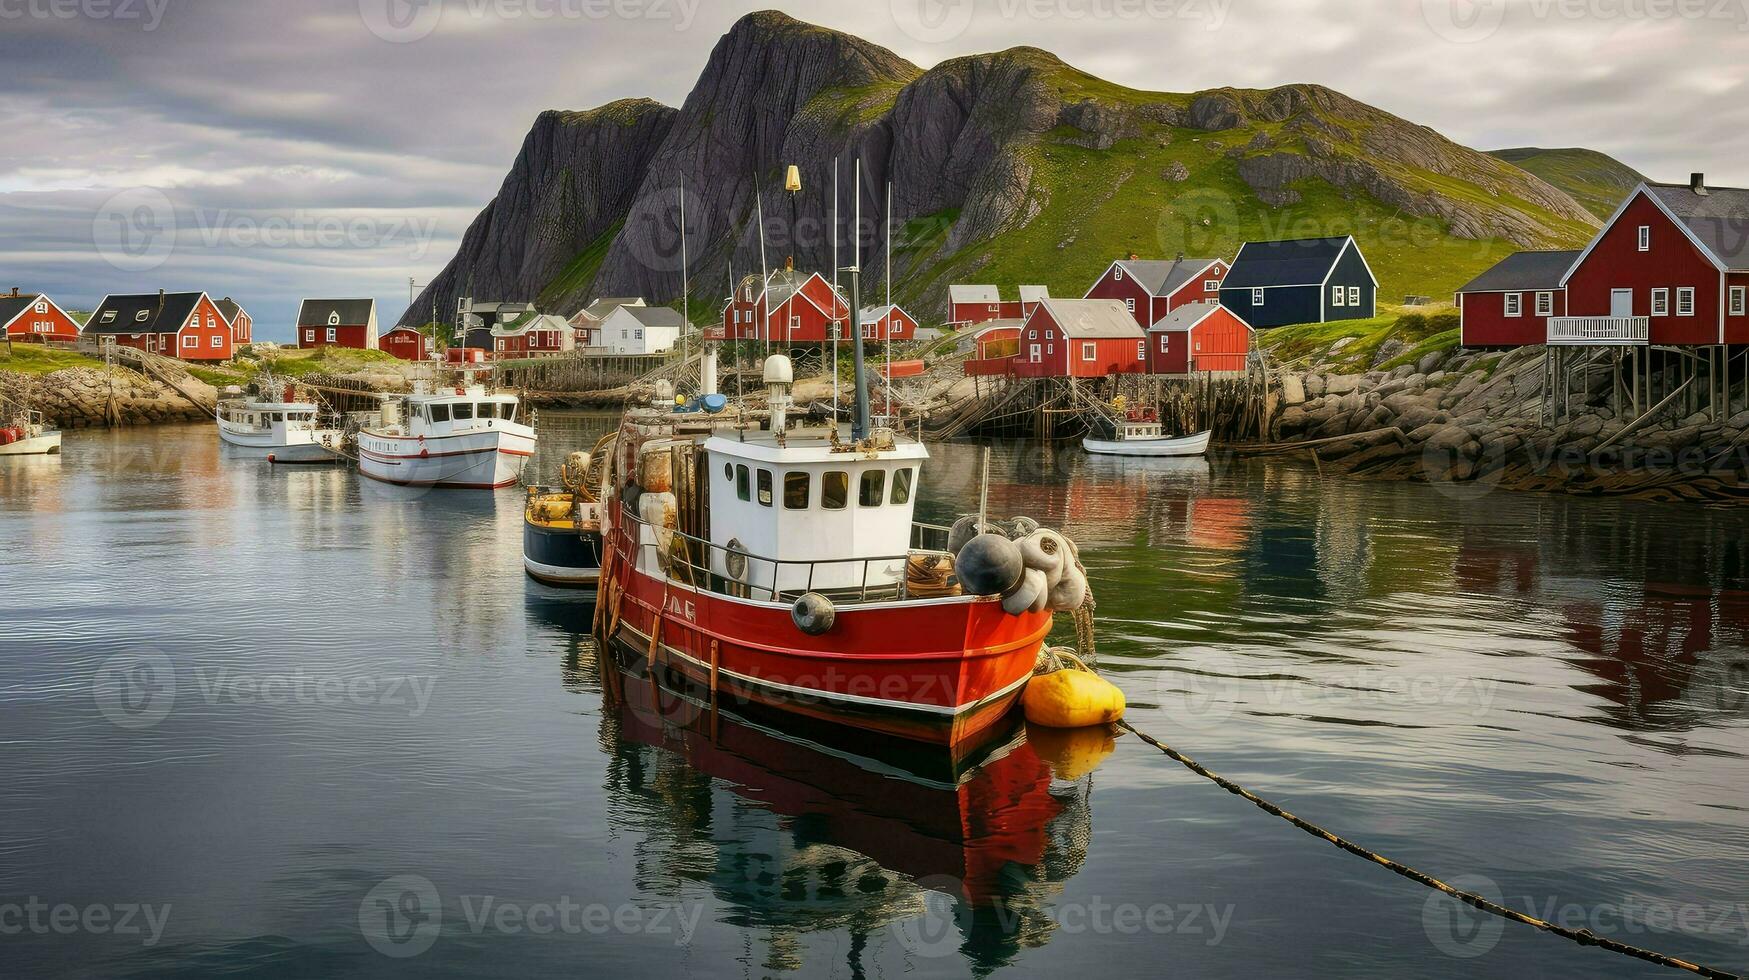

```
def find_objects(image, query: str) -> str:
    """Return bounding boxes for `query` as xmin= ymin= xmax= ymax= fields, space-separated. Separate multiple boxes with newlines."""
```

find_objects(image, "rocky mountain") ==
xmin=404 ymin=10 xmax=1605 ymax=327
xmin=1487 ymin=147 xmax=1645 ymax=220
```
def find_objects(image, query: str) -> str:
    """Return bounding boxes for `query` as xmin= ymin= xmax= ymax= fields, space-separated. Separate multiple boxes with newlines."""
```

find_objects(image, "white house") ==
xmin=597 ymin=305 xmax=686 ymax=355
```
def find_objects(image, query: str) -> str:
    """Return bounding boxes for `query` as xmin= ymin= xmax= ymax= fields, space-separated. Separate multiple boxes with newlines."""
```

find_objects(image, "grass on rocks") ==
xmin=1261 ymin=309 xmax=1460 ymax=373
xmin=0 ymin=345 xmax=106 ymax=375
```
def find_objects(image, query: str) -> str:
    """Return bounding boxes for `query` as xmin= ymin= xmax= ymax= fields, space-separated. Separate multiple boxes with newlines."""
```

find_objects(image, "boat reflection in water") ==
xmin=589 ymin=657 xmax=1095 ymax=974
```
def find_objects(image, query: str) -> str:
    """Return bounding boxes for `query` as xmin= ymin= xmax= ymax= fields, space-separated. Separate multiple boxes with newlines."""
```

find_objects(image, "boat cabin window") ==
xmin=429 ymin=404 xmax=450 ymax=423
xmin=723 ymin=462 xmax=733 ymax=480
xmin=822 ymin=471 xmax=849 ymax=510
xmin=784 ymin=472 xmax=810 ymax=509
xmin=859 ymin=469 xmax=884 ymax=507
xmin=453 ymin=402 xmax=474 ymax=421
xmin=892 ymin=467 xmax=915 ymax=505
xmin=757 ymin=469 xmax=773 ymax=507
xmin=735 ymin=465 xmax=750 ymax=502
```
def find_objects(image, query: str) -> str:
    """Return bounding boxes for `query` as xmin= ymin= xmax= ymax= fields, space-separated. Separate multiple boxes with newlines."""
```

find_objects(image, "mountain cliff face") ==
xmin=404 ymin=10 xmax=1605 ymax=326
xmin=1487 ymin=147 xmax=1645 ymax=220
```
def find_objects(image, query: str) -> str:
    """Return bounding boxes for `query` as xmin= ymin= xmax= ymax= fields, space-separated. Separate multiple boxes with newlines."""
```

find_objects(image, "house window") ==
xmin=783 ymin=472 xmax=810 ymax=509
xmin=34 ymin=301 xmax=46 ymax=314
xmin=757 ymin=470 xmax=773 ymax=507
xmin=1081 ymin=342 xmax=1097 ymax=361
xmin=135 ymin=310 xmax=150 ymax=322
xmin=1125 ymin=298 xmax=1136 ymax=313
xmin=328 ymin=312 xmax=340 ymax=326
xmin=1504 ymin=293 xmax=1522 ymax=317
xmin=327 ymin=328 xmax=337 ymax=342
xmin=1535 ymin=292 xmax=1554 ymax=316
xmin=1332 ymin=285 xmax=1346 ymax=307
xmin=1638 ymin=226 xmax=1651 ymax=251
xmin=1114 ymin=267 xmax=1124 ymax=281
xmin=1252 ymin=288 xmax=1265 ymax=306
xmin=210 ymin=336 xmax=222 ymax=348
xmin=788 ymin=316 xmax=799 ymax=331
xmin=1652 ymin=289 xmax=1669 ymax=316
xmin=1348 ymin=286 xmax=1360 ymax=307
xmin=1160 ymin=335 xmax=1170 ymax=352
xmin=101 ymin=311 xmax=116 ymax=323
xmin=1137 ymin=340 xmax=1146 ymax=359
xmin=206 ymin=315 xmax=215 ymax=329
xmin=1677 ymin=287 xmax=1695 ymax=316
xmin=635 ymin=328 xmax=644 ymax=340
xmin=304 ymin=329 xmax=315 ymax=342
xmin=1733 ymin=286 xmax=1746 ymax=316
xmin=1204 ymin=279 xmax=1220 ymax=292
xmin=182 ymin=335 xmax=196 ymax=347
xmin=496 ymin=340 xmax=505 ymax=351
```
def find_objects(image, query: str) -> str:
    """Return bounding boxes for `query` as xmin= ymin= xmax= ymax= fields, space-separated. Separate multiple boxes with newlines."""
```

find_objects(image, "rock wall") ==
xmin=0 ymin=368 xmax=216 ymax=428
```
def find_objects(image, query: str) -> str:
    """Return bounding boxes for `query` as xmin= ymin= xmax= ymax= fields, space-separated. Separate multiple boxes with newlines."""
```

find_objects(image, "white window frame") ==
xmin=209 ymin=335 xmax=222 ymax=349
xmin=1204 ymin=279 xmax=1220 ymax=292
xmin=1651 ymin=288 xmax=1669 ymax=317
xmin=182 ymin=334 xmax=196 ymax=348
xmin=328 ymin=311 xmax=340 ymax=326
xmin=1348 ymin=286 xmax=1361 ymax=307
xmin=1677 ymin=287 xmax=1695 ymax=316
xmin=1638 ymin=226 xmax=1650 ymax=252
xmin=1137 ymin=340 xmax=1146 ymax=359
xmin=34 ymin=300 xmax=46 ymax=314
xmin=1125 ymin=298 xmax=1136 ymax=313
xmin=1535 ymin=292 xmax=1554 ymax=317
xmin=1252 ymin=288 xmax=1265 ymax=306
xmin=304 ymin=328 xmax=315 ymax=342
xmin=1332 ymin=285 xmax=1346 ymax=307
xmin=1081 ymin=342 xmax=1097 ymax=361
xmin=1160 ymin=335 xmax=1170 ymax=352
xmin=326 ymin=327 xmax=337 ymax=342
xmin=101 ymin=311 xmax=116 ymax=323
xmin=1732 ymin=286 xmax=1746 ymax=316
xmin=788 ymin=315 xmax=800 ymax=330
xmin=135 ymin=310 xmax=150 ymax=323
xmin=1114 ymin=267 xmax=1124 ymax=281
xmin=1504 ymin=293 xmax=1522 ymax=317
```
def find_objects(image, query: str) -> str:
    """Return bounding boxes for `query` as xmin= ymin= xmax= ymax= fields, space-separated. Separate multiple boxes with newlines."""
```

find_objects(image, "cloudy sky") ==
xmin=2 ymin=0 xmax=1744 ymax=341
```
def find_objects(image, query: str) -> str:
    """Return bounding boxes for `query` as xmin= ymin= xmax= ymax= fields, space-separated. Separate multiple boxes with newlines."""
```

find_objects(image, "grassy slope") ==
xmin=0 ymin=344 xmax=105 ymax=375
xmin=1488 ymin=147 xmax=1644 ymax=220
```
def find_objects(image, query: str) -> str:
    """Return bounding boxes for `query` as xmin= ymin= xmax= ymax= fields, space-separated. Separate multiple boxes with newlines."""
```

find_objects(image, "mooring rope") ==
xmin=1116 ymin=720 xmax=1741 ymax=979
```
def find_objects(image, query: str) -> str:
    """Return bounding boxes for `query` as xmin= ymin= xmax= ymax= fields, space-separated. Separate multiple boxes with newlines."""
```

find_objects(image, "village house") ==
xmin=600 ymin=305 xmax=686 ymax=355
xmin=456 ymin=299 xmax=538 ymax=351
xmin=1011 ymin=299 xmax=1146 ymax=378
xmin=84 ymin=291 xmax=235 ymax=361
xmin=855 ymin=304 xmax=919 ymax=342
xmin=947 ymin=285 xmax=1014 ymax=328
xmin=0 ymin=289 xmax=80 ymax=343
xmin=1455 ymin=251 xmax=1580 ymax=347
xmin=379 ymin=324 xmax=434 ymax=361
xmin=720 ymin=265 xmax=850 ymax=344
xmin=1148 ymin=302 xmax=1254 ymax=375
xmin=1220 ymin=236 xmax=1377 ymax=328
xmin=1018 ymin=285 xmax=1050 ymax=319
xmin=491 ymin=312 xmax=575 ymax=358
xmin=295 ymin=298 xmax=378 ymax=350
xmin=1084 ymin=255 xmax=1229 ymax=329
xmin=215 ymin=297 xmax=252 ymax=345
xmin=570 ymin=297 xmax=643 ymax=349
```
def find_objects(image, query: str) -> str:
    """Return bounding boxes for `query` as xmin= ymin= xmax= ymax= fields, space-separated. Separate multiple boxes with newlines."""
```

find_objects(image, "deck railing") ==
xmin=1547 ymin=316 xmax=1649 ymax=345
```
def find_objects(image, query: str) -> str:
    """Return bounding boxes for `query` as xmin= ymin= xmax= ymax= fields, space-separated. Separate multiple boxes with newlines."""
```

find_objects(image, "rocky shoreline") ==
xmin=0 ymin=367 xmax=217 ymax=428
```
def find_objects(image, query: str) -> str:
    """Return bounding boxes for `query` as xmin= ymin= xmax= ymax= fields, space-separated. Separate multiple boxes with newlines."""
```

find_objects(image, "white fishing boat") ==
xmin=356 ymin=383 xmax=535 ymax=489
xmin=0 ymin=410 xmax=60 ymax=456
xmin=1082 ymin=416 xmax=1211 ymax=458
xmin=216 ymin=383 xmax=344 ymax=463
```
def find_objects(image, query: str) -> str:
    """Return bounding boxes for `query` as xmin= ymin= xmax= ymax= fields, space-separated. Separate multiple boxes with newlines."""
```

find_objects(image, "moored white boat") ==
xmin=217 ymin=385 xmax=344 ymax=462
xmin=0 ymin=411 xmax=60 ymax=456
xmin=1082 ymin=416 xmax=1210 ymax=458
xmin=357 ymin=384 xmax=534 ymax=489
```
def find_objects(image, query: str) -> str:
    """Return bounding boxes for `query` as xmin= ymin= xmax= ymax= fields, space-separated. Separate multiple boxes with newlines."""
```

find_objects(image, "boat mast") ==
xmin=832 ymin=158 xmax=840 ymax=415
xmin=885 ymin=180 xmax=893 ymax=426
xmin=848 ymin=159 xmax=871 ymax=441
xmin=679 ymin=182 xmax=689 ymax=381
xmin=755 ymin=176 xmax=769 ymax=356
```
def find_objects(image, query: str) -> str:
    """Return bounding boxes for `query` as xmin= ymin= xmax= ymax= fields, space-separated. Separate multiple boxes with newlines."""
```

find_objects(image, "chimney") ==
xmin=1691 ymin=172 xmax=1709 ymax=196
xmin=784 ymin=255 xmax=794 ymax=272
xmin=9 ymin=287 xmax=17 ymax=297
xmin=1175 ymin=251 xmax=1185 ymax=262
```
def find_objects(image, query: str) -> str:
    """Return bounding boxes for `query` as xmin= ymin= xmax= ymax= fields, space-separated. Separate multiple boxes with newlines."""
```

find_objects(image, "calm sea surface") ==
xmin=2 ymin=416 xmax=1747 ymax=979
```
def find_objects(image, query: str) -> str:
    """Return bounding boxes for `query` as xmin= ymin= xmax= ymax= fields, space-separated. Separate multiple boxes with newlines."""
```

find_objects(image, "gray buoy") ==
xmin=948 ymin=515 xmax=1003 ymax=555
xmin=791 ymin=592 xmax=836 ymax=636
xmin=956 ymin=533 xmax=1024 ymax=597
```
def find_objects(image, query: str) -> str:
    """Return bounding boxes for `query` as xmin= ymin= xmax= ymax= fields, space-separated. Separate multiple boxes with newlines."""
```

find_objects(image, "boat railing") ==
xmin=616 ymin=511 xmax=958 ymax=606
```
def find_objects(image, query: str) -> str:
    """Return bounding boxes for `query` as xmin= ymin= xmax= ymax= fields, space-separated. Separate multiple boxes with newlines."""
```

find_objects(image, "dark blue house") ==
xmin=1218 ymin=235 xmax=1378 ymax=328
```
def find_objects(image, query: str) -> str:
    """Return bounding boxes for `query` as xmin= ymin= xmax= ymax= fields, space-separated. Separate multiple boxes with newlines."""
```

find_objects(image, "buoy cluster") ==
xmin=947 ymin=516 xmax=1090 ymax=617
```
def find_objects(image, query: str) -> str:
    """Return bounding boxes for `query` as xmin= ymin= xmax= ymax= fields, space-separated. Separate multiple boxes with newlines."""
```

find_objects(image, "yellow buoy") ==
xmin=1022 ymin=650 xmax=1125 ymax=728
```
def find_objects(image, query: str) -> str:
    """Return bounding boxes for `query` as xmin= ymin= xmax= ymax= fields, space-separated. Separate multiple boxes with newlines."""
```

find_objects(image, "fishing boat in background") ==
xmin=1082 ymin=410 xmax=1210 ymax=458
xmin=216 ymin=380 xmax=345 ymax=464
xmin=524 ymin=444 xmax=607 ymax=588
xmin=0 ymin=410 xmax=60 ymax=457
xmin=357 ymin=382 xmax=535 ymax=489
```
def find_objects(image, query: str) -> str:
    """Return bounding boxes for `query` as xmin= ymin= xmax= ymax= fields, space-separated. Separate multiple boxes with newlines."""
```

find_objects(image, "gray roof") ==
xmin=1149 ymin=302 xmax=1227 ymax=332
xmin=1115 ymin=257 xmax=1222 ymax=296
xmin=0 ymin=293 xmax=44 ymax=329
xmin=296 ymin=298 xmax=373 ymax=327
xmin=1037 ymin=299 xmax=1144 ymax=339
xmin=1018 ymin=285 xmax=1050 ymax=304
xmin=85 ymin=292 xmax=204 ymax=335
xmin=580 ymin=296 xmax=643 ymax=319
xmin=1458 ymin=251 xmax=1581 ymax=293
xmin=620 ymin=306 xmax=687 ymax=329
xmin=214 ymin=297 xmax=246 ymax=325
xmin=1223 ymin=237 xmax=1355 ymax=289
xmin=949 ymin=284 xmax=1000 ymax=304
xmin=1645 ymin=182 xmax=1749 ymax=271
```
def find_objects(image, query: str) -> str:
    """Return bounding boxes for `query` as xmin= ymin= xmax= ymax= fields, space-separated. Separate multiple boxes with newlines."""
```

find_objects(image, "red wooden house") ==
xmin=379 ymin=325 xmax=433 ymax=361
xmin=1456 ymin=251 xmax=1578 ymax=347
xmin=491 ymin=313 xmax=575 ymax=358
xmin=1148 ymin=302 xmax=1254 ymax=375
xmin=948 ymin=285 xmax=1022 ymax=327
xmin=1084 ymin=255 xmax=1229 ymax=329
xmin=1018 ymin=285 xmax=1050 ymax=319
xmin=0 ymin=289 xmax=80 ymax=343
xmin=856 ymin=304 xmax=919 ymax=341
xmin=1559 ymin=175 xmax=1749 ymax=347
xmin=296 ymin=298 xmax=378 ymax=350
xmin=216 ymin=297 xmax=252 ymax=345
xmin=85 ymin=291 xmax=234 ymax=361
xmin=721 ymin=266 xmax=850 ymax=344
xmin=1011 ymin=299 xmax=1145 ymax=379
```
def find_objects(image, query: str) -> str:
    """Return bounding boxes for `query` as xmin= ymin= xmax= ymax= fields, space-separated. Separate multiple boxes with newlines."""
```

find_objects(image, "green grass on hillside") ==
xmin=0 ymin=344 xmax=104 ymax=375
xmin=1261 ymin=310 xmax=1459 ymax=373
xmin=1489 ymin=147 xmax=1644 ymax=220
xmin=254 ymin=346 xmax=403 ymax=378
xmin=539 ymin=222 xmax=623 ymax=310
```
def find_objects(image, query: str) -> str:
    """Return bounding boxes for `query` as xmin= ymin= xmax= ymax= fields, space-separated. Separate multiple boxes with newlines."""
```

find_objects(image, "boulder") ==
xmin=1304 ymin=374 xmax=1327 ymax=398
xmin=1279 ymin=373 xmax=1307 ymax=406
xmin=1325 ymin=374 xmax=1362 ymax=396
xmin=1417 ymin=351 xmax=1447 ymax=375
xmin=1423 ymin=423 xmax=1472 ymax=452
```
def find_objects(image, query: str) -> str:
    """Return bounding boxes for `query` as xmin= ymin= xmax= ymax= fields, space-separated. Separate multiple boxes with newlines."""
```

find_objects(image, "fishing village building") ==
xmin=1147 ymin=302 xmax=1255 ymax=375
xmin=84 ymin=291 xmax=235 ymax=361
xmin=295 ymin=298 xmax=378 ymax=350
xmin=1011 ymin=299 xmax=1146 ymax=378
xmin=947 ymin=284 xmax=1048 ymax=328
xmin=720 ymin=266 xmax=850 ymax=344
xmin=491 ymin=312 xmax=574 ymax=358
xmin=599 ymin=305 xmax=686 ymax=355
xmin=0 ymin=289 xmax=80 ymax=343
xmin=1084 ymin=255 xmax=1229 ymax=329
xmin=571 ymin=297 xmax=644 ymax=349
xmin=1454 ymin=251 xmax=1579 ymax=347
xmin=216 ymin=297 xmax=252 ymax=346
xmin=378 ymin=325 xmax=433 ymax=361
xmin=456 ymin=299 xmax=537 ymax=351
xmin=856 ymin=304 xmax=919 ymax=342
xmin=1219 ymin=235 xmax=1377 ymax=328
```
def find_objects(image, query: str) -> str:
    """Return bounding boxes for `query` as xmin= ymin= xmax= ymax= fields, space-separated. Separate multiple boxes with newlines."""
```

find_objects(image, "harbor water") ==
xmin=2 ymin=416 xmax=1747 ymax=978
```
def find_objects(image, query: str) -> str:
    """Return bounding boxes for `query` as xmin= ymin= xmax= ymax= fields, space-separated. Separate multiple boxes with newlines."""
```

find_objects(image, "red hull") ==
xmin=600 ymin=516 xmax=1054 ymax=749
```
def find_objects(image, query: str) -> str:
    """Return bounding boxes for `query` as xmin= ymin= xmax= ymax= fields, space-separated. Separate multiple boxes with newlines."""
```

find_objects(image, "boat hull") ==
xmin=0 ymin=432 xmax=60 ymax=456
xmin=524 ymin=519 xmax=603 ymax=587
xmin=357 ymin=426 xmax=534 ymax=489
xmin=267 ymin=443 xmax=348 ymax=464
xmin=1082 ymin=429 xmax=1211 ymax=458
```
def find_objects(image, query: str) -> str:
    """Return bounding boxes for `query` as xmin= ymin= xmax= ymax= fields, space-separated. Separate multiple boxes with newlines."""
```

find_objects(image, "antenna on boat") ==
xmin=846 ymin=159 xmax=871 ymax=442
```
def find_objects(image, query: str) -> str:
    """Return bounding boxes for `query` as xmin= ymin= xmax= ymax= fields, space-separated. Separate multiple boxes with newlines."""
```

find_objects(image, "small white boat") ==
xmin=0 ymin=411 xmax=60 ymax=456
xmin=357 ymin=383 xmax=535 ymax=489
xmin=217 ymin=384 xmax=344 ymax=463
xmin=1083 ymin=419 xmax=1211 ymax=458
